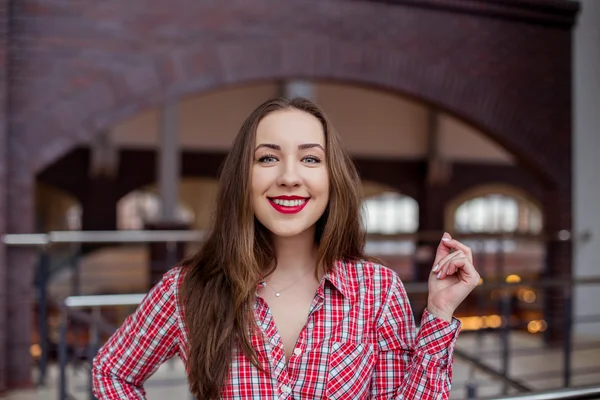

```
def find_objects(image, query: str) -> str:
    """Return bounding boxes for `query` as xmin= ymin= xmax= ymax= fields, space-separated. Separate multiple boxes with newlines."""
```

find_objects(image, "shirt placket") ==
xmin=283 ymin=288 xmax=326 ymax=392
xmin=254 ymin=282 xmax=327 ymax=399
xmin=254 ymin=288 xmax=295 ymax=399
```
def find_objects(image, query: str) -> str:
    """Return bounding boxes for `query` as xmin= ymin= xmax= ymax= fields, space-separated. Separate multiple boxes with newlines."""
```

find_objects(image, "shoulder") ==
xmin=337 ymin=259 xmax=399 ymax=283
xmin=335 ymin=259 xmax=401 ymax=299
xmin=160 ymin=266 xmax=185 ymax=289
xmin=149 ymin=266 xmax=186 ymax=304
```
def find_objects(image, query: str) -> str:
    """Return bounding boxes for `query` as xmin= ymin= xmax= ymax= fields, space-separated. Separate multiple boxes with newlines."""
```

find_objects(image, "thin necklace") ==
xmin=262 ymin=268 xmax=314 ymax=298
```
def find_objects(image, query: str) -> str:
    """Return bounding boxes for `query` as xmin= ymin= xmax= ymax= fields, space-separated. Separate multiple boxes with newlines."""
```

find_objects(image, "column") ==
xmin=159 ymin=102 xmax=179 ymax=223
xmin=147 ymin=102 xmax=186 ymax=287
xmin=81 ymin=133 xmax=119 ymax=253
xmin=413 ymin=110 xmax=450 ymax=319
xmin=541 ymin=189 xmax=572 ymax=344
xmin=282 ymin=80 xmax=315 ymax=100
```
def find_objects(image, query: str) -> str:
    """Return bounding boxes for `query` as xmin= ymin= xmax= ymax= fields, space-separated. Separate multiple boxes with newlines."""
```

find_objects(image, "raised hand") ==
xmin=427 ymin=232 xmax=480 ymax=322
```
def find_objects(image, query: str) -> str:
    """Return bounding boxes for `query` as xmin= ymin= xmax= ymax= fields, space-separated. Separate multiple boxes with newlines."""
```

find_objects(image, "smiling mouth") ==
xmin=268 ymin=197 xmax=310 ymax=214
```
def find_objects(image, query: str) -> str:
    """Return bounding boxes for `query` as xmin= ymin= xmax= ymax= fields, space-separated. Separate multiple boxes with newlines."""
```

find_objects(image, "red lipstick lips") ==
xmin=268 ymin=195 xmax=309 ymax=214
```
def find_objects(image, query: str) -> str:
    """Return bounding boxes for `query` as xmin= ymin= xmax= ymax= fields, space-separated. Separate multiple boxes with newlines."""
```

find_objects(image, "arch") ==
xmin=444 ymin=183 xmax=543 ymax=233
xmin=23 ymin=38 xmax=559 ymax=185
xmin=361 ymin=180 xmax=409 ymax=198
xmin=115 ymin=177 xmax=221 ymax=231
xmin=116 ymin=190 xmax=193 ymax=231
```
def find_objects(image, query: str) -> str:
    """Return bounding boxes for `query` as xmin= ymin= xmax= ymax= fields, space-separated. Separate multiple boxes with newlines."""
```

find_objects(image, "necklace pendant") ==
xmin=275 ymin=293 xmax=280 ymax=297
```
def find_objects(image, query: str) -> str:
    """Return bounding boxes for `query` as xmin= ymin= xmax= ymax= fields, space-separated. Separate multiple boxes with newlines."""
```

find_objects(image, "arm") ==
xmin=92 ymin=268 xmax=181 ymax=399
xmin=370 ymin=274 xmax=461 ymax=400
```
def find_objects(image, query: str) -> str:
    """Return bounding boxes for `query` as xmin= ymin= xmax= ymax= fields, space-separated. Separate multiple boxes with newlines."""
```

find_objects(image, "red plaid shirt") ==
xmin=93 ymin=261 xmax=461 ymax=399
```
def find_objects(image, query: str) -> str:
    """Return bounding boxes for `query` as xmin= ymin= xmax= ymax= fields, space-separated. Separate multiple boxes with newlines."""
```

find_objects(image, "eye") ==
xmin=257 ymin=154 xmax=278 ymax=163
xmin=302 ymin=155 xmax=322 ymax=164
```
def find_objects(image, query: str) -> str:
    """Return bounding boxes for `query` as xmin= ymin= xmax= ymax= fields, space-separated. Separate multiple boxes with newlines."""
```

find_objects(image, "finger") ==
xmin=441 ymin=238 xmax=473 ymax=264
xmin=444 ymin=257 xmax=480 ymax=287
xmin=455 ymin=258 xmax=480 ymax=286
xmin=433 ymin=232 xmax=454 ymax=266
xmin=433 ymin=250 xmax=463 ymax=276
xmin=438 ymin=254 xmax=466 ymax=279
xmin=448 ymin=257 xmax=473 ymax=278
xmin=433 ymin=251 xmax=463 ymax=278
xmin=445 ymin=258 xmax=462 ymax=277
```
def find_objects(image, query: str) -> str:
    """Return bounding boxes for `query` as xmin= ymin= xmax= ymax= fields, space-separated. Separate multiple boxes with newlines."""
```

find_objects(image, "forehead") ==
xmin=255 ymin=109 xmax=325 ymax=146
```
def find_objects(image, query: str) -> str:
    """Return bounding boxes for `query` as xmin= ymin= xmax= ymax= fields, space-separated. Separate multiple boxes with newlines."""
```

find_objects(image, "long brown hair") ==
xmin=181 ymin=97 xmax=369 ymax=399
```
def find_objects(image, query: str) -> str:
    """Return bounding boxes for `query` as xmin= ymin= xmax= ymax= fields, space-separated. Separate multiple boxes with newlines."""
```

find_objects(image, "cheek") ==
xmin=251 ymin=168 xmax=267 ymax=196
xmin=319 ymin=172 xmax=330 ymax=198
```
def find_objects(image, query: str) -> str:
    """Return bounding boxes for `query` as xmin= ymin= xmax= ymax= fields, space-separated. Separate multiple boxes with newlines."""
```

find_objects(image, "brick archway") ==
xmin=25 ymin=37 xmax=564 ymax=185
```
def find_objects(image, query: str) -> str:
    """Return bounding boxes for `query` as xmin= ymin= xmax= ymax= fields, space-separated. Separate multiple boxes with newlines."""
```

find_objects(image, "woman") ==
xmin=92 ymin=97 xmax=480 ymax=399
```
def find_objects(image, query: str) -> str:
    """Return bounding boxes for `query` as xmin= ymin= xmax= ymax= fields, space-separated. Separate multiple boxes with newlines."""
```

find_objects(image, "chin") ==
xmin=264 ymin=222 xmax=316 ymax=239
xmin=269 ymin=227 xmax=308 ymax=238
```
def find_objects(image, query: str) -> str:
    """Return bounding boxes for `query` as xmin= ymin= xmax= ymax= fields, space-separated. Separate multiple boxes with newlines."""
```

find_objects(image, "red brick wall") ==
xmin=9 ymin=0 xmax=576 ymax=183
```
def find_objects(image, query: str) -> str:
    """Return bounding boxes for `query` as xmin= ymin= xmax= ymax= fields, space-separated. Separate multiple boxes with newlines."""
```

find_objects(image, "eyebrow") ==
xmin=255 ymin=143 xmax=325 ymax=152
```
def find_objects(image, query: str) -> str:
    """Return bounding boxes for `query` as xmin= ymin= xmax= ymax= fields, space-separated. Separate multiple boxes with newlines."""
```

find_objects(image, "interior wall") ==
xmin=573 ymin=0 xmax=600 ymax=338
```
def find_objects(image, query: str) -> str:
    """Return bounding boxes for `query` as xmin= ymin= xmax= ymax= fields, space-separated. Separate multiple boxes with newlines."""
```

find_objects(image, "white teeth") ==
xmin=272 ymin=198 xmax=307 ymax=207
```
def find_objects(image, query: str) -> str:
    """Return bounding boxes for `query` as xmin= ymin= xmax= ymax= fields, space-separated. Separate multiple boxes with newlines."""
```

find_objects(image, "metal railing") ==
xmin=403 ymin=276 xmax=600 ymax=398
xmin=5 ymin=230 xmax=204 ymax=387
xmin=57 ymin=288 xmax=600 ymax=400
xmin=3 ymin=229 xmax=599 ymax=400
xmin=59 ymin=294 xmax=149 ymax=400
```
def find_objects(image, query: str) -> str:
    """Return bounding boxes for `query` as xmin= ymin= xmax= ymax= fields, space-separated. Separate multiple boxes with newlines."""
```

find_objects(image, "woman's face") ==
xmin=251 ymin=109 xmax=329 ymax=239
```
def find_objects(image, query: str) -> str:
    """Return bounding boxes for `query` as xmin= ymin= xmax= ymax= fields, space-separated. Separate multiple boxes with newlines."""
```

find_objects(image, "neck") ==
xmin=270 ymin=227 xmax=319 ymax=278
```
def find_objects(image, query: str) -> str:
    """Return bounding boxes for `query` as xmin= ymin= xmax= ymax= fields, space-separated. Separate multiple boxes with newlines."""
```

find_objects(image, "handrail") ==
xmin=487 ymin=385 xmax=600 ymax=399
xmin=402 ymin=277 xmax=600 ymax=294
xmin=61 ymin=292 xmax=600 ymax=400
xmin=3 ymin=230 xmax=206 ymax=246
xmin=58 ymin=282 xmax=600 ymax=400
xmin=65 ymin=293 xmax=146 ymax=308
xmin=59 ymin=293 xmax=157 ymax=399
xmin=2 ymin=229 xmax=573 ymax=246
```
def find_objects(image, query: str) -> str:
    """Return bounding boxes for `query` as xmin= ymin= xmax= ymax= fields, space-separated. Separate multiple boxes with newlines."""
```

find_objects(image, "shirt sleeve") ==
xmin=92 ymin=268 xmax=181 ymax=399
xmin=370 ymin=273 xmax=461 ymax=400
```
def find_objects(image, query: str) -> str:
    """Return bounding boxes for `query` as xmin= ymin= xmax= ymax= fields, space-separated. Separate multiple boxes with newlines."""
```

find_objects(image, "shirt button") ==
xmin=281 ymin=384 xmax=292 ymax=394
xmin=293 ymin=347 xmax=302 ymax=356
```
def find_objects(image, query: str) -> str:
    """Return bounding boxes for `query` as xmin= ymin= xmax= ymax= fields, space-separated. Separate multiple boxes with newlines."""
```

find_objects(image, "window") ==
xmin=455 ymin=194 xmax=542 ymax=234
xmin=453 ymin=193 xmax=543 ymax=253
xmin=363 ymin=192 xmax=418 ymax=234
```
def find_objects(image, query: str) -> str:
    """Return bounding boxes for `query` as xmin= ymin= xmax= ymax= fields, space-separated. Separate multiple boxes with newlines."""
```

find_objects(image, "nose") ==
xmin=276 ymin=159 xmax=302 ymax=188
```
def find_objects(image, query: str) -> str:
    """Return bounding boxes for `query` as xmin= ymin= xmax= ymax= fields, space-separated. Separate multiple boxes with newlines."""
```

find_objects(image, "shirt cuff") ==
xmin=415 ymin=309 xmax=462 ymax=364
